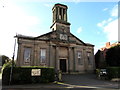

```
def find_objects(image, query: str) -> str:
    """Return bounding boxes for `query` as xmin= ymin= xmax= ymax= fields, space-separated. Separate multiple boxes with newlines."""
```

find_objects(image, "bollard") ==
xmin=58 ymin=70 xmax=62 ymax=81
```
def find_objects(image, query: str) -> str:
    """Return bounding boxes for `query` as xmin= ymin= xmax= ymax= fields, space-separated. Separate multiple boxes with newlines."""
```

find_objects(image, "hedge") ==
xmin=2 ymin=66 xmax=55 ymax=85
xmin=106 ymin=67 xmax=120 ymax=79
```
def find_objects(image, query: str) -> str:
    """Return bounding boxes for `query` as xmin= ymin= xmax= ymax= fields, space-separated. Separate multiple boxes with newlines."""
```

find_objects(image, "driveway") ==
xmin=61 ymin=74 xmax=119 ymax=89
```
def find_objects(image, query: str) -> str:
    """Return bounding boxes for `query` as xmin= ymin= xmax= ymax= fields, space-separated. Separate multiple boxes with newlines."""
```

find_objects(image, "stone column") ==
xmin=31 ymin=45 xmax=35 ymax=66
xmin=62 ymin=8 xmax=63 ymax=20
xmin=49 ymin=45 xmax=53 ymax=67
xmin=34 ymin=43 xmax=38 ymax=66
xmin=64 ymin=9 xmax=66 ymax=21
xmin=20 ymin=45 xmax=24 ymax=66
xmin=56 ymin=46 xmax=59 ymax=70
xmin=36 ymin=45 xmax=40 ymax=66
xmin=73 ymin=47 xmax=76 ymax=72
xmin=53 ymin=9 xmax=54 ymax=22
xmin=83 ymin=48 xmax=87 ymax=71
xmin=17 ymin=43 xmax=22 ymax=66
xmin=68 ymin=47 xmax=70 ymax=72
xmin=55 ymin=7 xmax=57 ymax=21
xmin=92 ymin=48 xmax=95 ymax=70
xmin=66 ymin=9 xmax=67 ymax=21
xmin=58 ymin=7 xmax=60 ymax=20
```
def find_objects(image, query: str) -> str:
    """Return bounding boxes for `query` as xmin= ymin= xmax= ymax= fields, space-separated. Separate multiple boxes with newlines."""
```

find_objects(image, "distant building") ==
xmin=15 ymin=3 xmax=95 ymax=73
xmin=95 ymin=42 xmax=120 ymax=68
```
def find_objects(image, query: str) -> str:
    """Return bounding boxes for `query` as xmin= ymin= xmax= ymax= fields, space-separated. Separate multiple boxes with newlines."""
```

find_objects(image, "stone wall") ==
xmin=16 ymin=38 xmax=95 ymax=73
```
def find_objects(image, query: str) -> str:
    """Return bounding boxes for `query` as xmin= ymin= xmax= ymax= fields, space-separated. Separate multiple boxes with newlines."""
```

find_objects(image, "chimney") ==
xmin=106 ymin=42 xmax=110 ymax=47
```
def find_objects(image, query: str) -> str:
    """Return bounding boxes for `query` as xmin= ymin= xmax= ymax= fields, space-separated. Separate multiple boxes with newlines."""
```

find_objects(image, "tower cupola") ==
xmin=50 ymin=3 xmax=70 ymax=33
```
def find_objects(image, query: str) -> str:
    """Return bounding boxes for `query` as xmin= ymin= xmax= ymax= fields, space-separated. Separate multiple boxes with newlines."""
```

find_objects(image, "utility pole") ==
xmin=9 ymin=38 xmax=16 ymax=85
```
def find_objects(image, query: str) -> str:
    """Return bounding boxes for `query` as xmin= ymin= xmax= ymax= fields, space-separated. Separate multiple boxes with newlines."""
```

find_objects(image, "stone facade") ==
xmin=16 ymin=3 xmax=95 ymax=73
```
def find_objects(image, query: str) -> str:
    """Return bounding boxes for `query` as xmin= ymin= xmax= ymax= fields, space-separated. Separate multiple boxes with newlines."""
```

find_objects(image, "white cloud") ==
xmin=103 ymin=19 xmax=118 ymax=41
xmin=97 ymin=4 xmax=118 ymax=42
xmin=110 ymin=5 xmax=118 ymax=17
xmin=97 ymin=20 xmax=107 ymax=27
xmin=97 ymin=19 xmax=118 ymax=42
xmin=103 ymin=8 xmax=108 ymax=11
xmin=0 ymin=1 xmax=40 ymax=58
xmin=108 ymin=18 xmax=112 ymax=22
xmin=97 ymin=18 xmax=112 ymax=28
xmin=76 ymin=27 xmax=83 ymax=34
xmin=44 ymin=3 xmax=53 ymax=8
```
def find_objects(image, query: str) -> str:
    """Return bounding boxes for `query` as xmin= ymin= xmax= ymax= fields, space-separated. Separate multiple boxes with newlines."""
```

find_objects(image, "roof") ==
xmin=35 ymin=31 xmax=53 ymax=39
xmin=15 ymin=34 xmax=35 ymax=39
xmin=85 ymin=43 xmax=94 ymax=46
xmin=70 ymin=33 xmax=86 ymax=45
xmin=52 ymin=3 xmax=68 ymax=10
xmin=15 ymin=31 xmax=94 ymax=47
xmin=100 ymin=41 xmax=120 ymax=51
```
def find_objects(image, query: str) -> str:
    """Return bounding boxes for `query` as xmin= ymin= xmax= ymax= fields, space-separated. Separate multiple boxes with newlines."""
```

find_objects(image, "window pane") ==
xmin=78 ymin=52 xmax=81 ymax=58
xmin=40 ymin=49 xmax=46 ymax=63
xmin=41 ymin=49 xmax=46 ymax=56
xmin=87 ymin=52 xmax=91 ymax=64
xmin=24 ymin=48 xmax=31 ymax=63
xmin=78 ymin=51 xmax=82 ymax=65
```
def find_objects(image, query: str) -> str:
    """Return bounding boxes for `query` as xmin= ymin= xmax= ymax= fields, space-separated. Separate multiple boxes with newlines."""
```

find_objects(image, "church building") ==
xmin=16 ymin=3 xmax=95 ymax=73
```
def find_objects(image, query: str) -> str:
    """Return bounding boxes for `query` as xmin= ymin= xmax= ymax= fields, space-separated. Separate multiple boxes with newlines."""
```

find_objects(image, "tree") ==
xmin=2 ymin=55 xmax=10 ymax=66
xmin=106 ymin=45 xmax=120 ymax=66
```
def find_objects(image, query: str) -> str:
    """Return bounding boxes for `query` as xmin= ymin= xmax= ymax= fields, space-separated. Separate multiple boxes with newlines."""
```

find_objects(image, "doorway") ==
xmin=60 ymin=59 xmax=66 ymax=72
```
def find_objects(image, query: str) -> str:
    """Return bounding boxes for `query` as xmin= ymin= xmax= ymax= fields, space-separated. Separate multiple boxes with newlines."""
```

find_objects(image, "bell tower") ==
xmin=50 ymin=3 xmax=71 ymax=33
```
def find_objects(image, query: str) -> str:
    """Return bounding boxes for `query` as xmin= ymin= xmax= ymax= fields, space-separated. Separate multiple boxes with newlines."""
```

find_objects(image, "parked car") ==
xmin=99 ymin=69 xmax=107 ymax=76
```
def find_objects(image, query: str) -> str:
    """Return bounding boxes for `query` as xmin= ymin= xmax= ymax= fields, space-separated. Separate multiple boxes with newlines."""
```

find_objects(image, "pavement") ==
xmin=1 ymin=73 xmax=120 ymax=90
xmin=62 ymin=74 xmax=119 ymax=89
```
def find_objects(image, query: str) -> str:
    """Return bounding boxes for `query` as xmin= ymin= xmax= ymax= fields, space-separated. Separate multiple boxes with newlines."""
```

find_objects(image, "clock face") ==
xmin=61 ymin=26 xmax=65 ymax=30
xmin=60 ymin=34 xmax=68 ymax=40
xmin=61 ymin=26 xmax=67 ymax=33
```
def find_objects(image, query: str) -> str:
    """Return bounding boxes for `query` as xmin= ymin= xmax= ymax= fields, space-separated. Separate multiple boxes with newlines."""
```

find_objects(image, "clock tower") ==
xmin=50 ymin=3 xmax=71 ymax=33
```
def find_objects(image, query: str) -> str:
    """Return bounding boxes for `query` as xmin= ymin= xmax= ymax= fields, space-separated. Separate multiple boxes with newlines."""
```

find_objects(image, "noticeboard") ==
xmin=31 ymin=69 xmax=41 ymax=76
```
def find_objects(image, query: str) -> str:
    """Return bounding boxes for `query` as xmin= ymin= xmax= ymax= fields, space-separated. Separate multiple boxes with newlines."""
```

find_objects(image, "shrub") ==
xmin=106 ymin=67 xmax=120 ymax=79
xmin=95 ymin=69 xmax=100 ymax=75
xmin=2 ymin=66 xmax=55 ymax=85
xmin=2 ymin=67 xmax=11 ymax=85
xmin=2 ymin=61 xmax=12 ymax=72
xmin=106 ymin=45 xmax=120 ymax=66
xmin=2 ymin=60 xmax=16 ymax=73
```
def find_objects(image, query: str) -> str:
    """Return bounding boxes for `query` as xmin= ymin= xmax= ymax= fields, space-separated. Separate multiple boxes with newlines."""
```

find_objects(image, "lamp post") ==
xmin=9 ymin=38 xmax=16 ymax=85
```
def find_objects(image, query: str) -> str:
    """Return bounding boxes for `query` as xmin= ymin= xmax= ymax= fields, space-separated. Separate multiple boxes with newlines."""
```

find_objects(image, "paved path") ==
xmin=2 ymin=73 xmax=120 ymax=90
xmin=62 ymin=74 xmax=119 ymax=89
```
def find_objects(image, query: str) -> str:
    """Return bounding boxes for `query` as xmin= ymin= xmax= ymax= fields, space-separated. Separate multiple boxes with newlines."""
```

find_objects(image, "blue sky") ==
xmin=0 ymin=0 xmax=118 ymax=58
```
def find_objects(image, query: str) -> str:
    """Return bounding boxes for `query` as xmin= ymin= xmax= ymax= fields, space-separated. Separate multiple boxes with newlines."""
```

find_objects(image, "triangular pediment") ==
xmin=69 ymin=33 xmax=86 ymax=45
xmin=35 ymin=31 xmax=53 ymax=40
xmin=35 ymin=31 xmax=86 ymax=45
